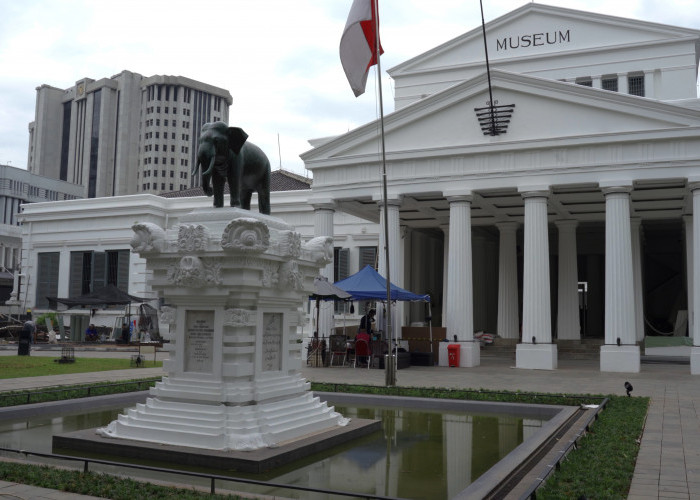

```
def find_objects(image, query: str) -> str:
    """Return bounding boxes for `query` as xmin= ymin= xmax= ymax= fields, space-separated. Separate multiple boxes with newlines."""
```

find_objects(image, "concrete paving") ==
xmin=0 ymin=346 xmax=697 ymax=499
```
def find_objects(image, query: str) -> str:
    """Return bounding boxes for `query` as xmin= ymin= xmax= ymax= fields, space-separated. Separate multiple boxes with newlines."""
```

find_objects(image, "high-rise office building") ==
xmin=27 ymin=70 xmax=232 ymax=197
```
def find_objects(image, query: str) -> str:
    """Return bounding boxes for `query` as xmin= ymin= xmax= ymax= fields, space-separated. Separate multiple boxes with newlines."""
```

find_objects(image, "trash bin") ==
xmin=447 ymin=344 xmax=460 ymax=367
xmin=18 ymin=327 xmax=31 ymax=356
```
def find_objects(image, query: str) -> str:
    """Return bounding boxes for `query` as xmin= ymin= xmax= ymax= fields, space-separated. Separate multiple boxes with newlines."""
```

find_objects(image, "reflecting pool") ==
xmin=0 ymin=398 xmax=548 ymax=499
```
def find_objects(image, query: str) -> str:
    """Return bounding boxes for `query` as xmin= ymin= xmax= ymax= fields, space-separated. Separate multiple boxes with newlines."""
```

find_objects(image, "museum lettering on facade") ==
xmin=496 ymin=30 xmax=571 ymax=51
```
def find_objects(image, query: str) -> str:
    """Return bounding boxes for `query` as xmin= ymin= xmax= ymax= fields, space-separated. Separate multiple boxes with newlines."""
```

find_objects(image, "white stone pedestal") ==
xmin=438 ymin=342 xmax=480 ymax=367
xmin=600 ymin=345 xmax=640 ymax=373
xmin=98 ymin=208 xmax=348 ymax=450
xmin=690 ymin=347 xmax=700 ymax=374
xmin=515 ymin=343 xmax=558 ymax=370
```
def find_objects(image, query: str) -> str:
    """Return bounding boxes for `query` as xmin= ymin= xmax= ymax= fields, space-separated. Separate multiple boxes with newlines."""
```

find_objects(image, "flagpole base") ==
xmin=384 ymin=354 xmax=396 ymax=386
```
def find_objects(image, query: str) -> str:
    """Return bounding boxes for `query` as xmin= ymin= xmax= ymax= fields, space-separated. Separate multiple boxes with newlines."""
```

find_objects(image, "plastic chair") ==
xmin=354 ymin=338 xmax=371 ymax=369
xmin=328 ymin=334 xmax=348 ymax=367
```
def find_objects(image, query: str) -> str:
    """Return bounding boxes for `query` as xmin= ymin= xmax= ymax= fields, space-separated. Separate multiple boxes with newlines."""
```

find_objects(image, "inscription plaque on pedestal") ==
xmin=262 ymin=313 xmax=282 ymax=371
xmin=185 ymin=310 xmax=215 ymax=373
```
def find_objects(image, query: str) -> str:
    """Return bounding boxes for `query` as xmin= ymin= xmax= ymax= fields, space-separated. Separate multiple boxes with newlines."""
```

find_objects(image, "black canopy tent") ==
xmin=47 ymin=285 xmax=154 ymax=342
xmin=47 ymin=284 xmax=150 ymax=310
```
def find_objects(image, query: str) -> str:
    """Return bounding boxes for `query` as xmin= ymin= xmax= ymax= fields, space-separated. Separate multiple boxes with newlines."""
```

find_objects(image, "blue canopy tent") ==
xmin=335 ymin=265 xmax=433 ymax=360
xmin=334 ymin=265 xmax=430 ymax=302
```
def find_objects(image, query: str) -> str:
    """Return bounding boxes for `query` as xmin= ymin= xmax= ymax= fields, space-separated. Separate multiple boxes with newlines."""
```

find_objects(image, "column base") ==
xmin=600 ymin=345 xmax=640 ymax=373
xmin=438 ymin=342 xmax=480 ymax=367
xmin=515 ymin=343 xmax=558 ymax=370
xmin=690 ymin=347 xmax=700 ymax=375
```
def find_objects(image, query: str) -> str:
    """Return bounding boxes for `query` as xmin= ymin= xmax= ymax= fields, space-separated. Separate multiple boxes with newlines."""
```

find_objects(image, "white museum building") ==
xmin=15 ymin=3 xmax=700 ymax=373
xmin=302 ymin=3 xmax=700 ymax=373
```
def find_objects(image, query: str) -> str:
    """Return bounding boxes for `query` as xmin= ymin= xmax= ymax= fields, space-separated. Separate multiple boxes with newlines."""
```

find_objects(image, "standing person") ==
xmin=359 ymin=309 xmax=376 ymax=335
xmin=24 ymin=311 xmax=36 ymax=344
xmin=121 ymin=323 xmax=130 ymax=344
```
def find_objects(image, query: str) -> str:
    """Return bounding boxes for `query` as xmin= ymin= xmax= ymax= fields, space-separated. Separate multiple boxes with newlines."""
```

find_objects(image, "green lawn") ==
xmin=0 ymin=356 xmax=161 ymax=378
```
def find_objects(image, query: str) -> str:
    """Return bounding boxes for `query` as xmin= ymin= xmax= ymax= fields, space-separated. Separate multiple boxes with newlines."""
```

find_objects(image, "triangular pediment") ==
xmin=389 ymin=3 xmax=700 ymax=76
xmin=302 ymin=70 xmax=700 ymax=162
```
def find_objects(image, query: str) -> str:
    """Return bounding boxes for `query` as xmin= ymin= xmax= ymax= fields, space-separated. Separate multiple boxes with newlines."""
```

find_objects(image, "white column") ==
xmin=556 ymin=220 xmax=580 ymax=340
xmin=600 ymin=186 xmax=640 ymax=373
xmin=631 ymin=218 xmax=645 ymax=342
xmin=441 ymin=195 xmax=479 ymax=367
xmin=516 ymin=190 xmax=557 ymax=370
xmin=690 ymin=186 xmax=700 ymax=373
xmin=377 ymin=198 xmax=403 ymax=342
xmin=685 ymin=215 xmax=694 ymax=343
xmin=472 ymin=233 xmax=487 ymax=332
xmin=313 ymin=203 xmax=335 ymax=338
xmin=441 ymin=225 xmax=449 ymax=327
xmin=496 ymin=222 xmax=520 ymax=339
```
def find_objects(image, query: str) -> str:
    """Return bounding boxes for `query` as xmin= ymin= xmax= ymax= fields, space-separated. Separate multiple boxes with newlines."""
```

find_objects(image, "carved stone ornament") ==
xmin=159 ymin=306 xmax=177 ymax=325
xmin=131 ymin=222 xmax=166 ymax=253
xmin=167 ymin=255 xmax=222 ymax=287
xmin=304 ymin=236 xmax=333 ymax=265
xmin=221 ymin=218 xmax=270 ymax=253
xmin=223 ymin=308 xmax=257 ymax=327
xmin=177 ymin=224 xmax=209 ymax=253
xmin=261 ymin=261 xmax=279 ymax=288
xmin=279 ymin=260 xmax=303 ymax=290
xmin=277 ymin=230 xmax=301 ymax=258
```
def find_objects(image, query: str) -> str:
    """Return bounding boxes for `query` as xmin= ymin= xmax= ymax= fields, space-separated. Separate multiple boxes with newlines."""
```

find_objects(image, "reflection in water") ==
xmin=0 ymin=403 xmax=543 ymax=500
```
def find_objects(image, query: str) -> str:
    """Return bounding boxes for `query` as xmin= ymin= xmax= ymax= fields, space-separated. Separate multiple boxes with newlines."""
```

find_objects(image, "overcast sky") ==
xmin=1 ymin=0 xmax=700 ymax=177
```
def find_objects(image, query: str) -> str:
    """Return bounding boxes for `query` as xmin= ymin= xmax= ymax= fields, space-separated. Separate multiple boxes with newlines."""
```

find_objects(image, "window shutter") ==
xmin=69 ymin=252 xmax=84 ymax=297
xmin=359 ymin=246 xmax=378 ymax=270
xmin=35 ymin=252 xmax=59 ymax=308
xmin=117 ymin=250 xmax=130 ymax=291
xmin=92 ymin=252 xmax=106 ymax=291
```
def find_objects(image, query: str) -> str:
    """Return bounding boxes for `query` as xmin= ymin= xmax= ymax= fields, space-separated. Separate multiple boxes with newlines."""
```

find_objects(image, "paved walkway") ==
xmin=0 ymin=347 xmax=697 ymax=499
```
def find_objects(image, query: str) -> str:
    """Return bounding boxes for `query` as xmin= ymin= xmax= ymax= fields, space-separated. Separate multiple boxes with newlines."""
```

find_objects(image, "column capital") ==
xmin=600 ymin=181 xmax=632 ymax=196
xmin=554 ymin=219 xmax=579 ymax=230
xmin=519 ymin=189 xmax=549 ymax=200
xmin=689 ymin=181 xmax=700 ymax=193
xmin=372 ymin=194 xmax=403 ymax=206
xmin=446 ymin=194 xmax=473 ymax=204
xmin=310 ymin=201 xmax=336 ymax=211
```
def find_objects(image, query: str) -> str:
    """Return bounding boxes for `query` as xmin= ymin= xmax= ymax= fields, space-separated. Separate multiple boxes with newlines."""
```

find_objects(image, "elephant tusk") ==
xmin=201 ymin=155 xmax=216 ymax=176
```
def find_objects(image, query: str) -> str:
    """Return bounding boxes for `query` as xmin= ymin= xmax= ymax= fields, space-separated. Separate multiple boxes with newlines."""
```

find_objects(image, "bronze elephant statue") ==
xmin=193 ymin=121 xmax=271 ymax=214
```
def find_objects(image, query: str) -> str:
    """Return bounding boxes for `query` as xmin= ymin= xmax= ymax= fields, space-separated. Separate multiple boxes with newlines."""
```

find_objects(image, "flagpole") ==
xmin=373 ymin=0 xmax=395 ymax=386
xmin=479 ymin=0 xmax=497 ymax=136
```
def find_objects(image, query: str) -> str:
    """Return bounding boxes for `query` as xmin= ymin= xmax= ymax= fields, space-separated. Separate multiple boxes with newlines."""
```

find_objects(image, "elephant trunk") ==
xmin=201 ymin=154 xmax=216 ymax=176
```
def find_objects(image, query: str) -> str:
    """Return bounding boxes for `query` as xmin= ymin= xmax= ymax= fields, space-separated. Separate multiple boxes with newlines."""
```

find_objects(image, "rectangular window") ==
xmin=334 ymin=248 xmax=350 ymax=313
xmin=602 ymin=77 xmax=618 ymax=92
xmin=576 ymin=78 xmax=592 ymax=87
xmin=35 ymin=252 xmax=60 ymax=308
xmin=359 ymin=246 xmax=378 ymax=270
xmin=628 ymin=74 xmax=645 ymax=96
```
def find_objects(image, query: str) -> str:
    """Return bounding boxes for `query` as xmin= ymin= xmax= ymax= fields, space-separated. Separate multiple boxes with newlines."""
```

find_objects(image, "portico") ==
xmin=301 ymin=4 xmax=700 ymax=372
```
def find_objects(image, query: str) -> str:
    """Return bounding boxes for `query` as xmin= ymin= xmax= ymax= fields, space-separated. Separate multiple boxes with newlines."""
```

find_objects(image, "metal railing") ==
xmin=0 ymin=446 xmax=400 ymax=500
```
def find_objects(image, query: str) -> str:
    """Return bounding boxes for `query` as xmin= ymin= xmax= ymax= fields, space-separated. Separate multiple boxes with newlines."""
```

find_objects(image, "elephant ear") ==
xmin=227 ymin=127 xmax=249 ymax=155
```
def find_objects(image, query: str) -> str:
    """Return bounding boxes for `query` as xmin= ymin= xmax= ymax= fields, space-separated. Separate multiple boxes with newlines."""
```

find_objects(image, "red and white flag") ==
xmin=339 ymin=0 xmax=384 ymax=97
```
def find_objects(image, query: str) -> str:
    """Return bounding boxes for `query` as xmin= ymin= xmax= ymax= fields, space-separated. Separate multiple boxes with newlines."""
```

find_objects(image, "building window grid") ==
xmin=628 ymin=74 xmax=645 ymax=96
xmin=602 ymin=77 xmax=618 ymax=91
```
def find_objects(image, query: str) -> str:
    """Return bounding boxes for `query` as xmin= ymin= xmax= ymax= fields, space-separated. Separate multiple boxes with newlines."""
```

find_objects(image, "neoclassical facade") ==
xmin=302 ymin=4 xmax=700 ymax=372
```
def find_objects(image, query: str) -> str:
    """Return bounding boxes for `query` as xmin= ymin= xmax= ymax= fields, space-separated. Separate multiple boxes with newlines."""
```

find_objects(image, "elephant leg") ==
xmin=202 ymin=175 xmax=213 ymax=196
xmin=240 ymin=190 xmax=253 ymax=211
xmin=212 ymin=176 xmax=224 ymax=208
xmin=257 ymin=190 xmax=271 ymax=215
